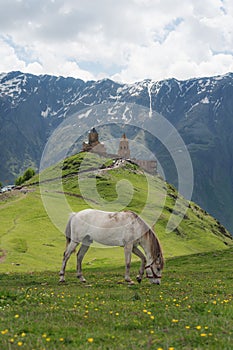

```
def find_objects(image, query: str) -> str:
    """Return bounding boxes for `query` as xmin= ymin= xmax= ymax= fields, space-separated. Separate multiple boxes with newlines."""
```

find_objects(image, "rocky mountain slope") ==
xmin=0 ymin=71 xmax=233 ymax=234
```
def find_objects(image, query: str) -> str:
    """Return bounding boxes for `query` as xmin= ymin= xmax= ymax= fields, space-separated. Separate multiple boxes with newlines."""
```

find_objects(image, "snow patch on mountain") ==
xmin=78 ymin=109 xmax=93 ymax=119
xmin=41 ymin=106 xmax=51 ymax=118
xmin=201 ymin=97 xmax=209 ymax=104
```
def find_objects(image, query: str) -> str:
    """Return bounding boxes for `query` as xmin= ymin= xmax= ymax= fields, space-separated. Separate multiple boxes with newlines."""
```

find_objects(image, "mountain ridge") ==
xmin=1 ymin=71 xmax=233 ymax=234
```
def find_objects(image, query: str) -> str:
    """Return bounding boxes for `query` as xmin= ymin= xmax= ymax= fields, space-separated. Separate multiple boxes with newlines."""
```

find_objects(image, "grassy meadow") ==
xmin=0 ymin=249 xmax=233 ymax=349
xmin=0 ymin=152 xmax=233 ymax=349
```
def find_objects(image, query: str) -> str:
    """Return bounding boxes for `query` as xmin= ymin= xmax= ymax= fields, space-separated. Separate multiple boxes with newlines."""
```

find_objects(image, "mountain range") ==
xmin=0 ymin=71 xmax=233 ymax=234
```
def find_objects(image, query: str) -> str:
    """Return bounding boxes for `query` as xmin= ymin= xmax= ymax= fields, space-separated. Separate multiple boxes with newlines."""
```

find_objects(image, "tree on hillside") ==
xmin=23 ymin=168 xmax=35 ymax=182
xmin=15 ymin=176 xmax=23 ymax=186
xmin=15 ymin=168 xmax=35 ymax=186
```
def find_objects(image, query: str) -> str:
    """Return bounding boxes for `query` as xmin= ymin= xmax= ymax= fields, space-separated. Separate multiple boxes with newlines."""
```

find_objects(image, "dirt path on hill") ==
xmin=51 ymin=190 xmax=99 ymax=204
xmin=0 ymin=190 xmax=30 ymax=264
xmin=0 ymin=188 xmax=34 ymax=210
xmin=0 ymin=250 xmax=6 ymax=263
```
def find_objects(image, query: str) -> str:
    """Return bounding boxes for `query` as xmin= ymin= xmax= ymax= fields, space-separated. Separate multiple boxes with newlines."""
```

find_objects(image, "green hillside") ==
xmin=0 ymin=152 xmax=232 ymax=273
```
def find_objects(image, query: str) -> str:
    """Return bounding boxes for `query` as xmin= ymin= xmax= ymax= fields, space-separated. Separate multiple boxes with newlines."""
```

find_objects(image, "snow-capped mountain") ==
xmin=1 ymin=71 xmax=233 ymax=234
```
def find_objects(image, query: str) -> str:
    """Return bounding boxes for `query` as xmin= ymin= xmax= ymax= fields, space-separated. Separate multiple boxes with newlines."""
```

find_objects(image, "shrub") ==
xmin=15 ymin=168 xmax=35 ymax=185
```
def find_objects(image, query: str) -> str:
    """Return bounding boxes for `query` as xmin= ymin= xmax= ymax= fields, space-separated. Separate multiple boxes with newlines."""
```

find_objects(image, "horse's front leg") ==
xmin=132 ymin=246 xmax=146 ymax=283
xmin=76 ymin=237 xmax=91 ymax=282
xmin=124 ymin=243 xmax=135 ymax=285
xmin=59 ymin=241 xmax=78 ymax=282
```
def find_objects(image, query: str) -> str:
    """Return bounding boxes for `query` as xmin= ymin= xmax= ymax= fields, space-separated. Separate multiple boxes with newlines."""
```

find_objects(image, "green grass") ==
xmin=0 ymin=152 xmax=233 ymax=349
xmin=0 ymin=152 xmax=232 ymax=273
xmin=0 ymin=248 xmax=232 ymax=349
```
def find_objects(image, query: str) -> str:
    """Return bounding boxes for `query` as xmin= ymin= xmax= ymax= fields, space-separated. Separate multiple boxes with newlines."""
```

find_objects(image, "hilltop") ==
xmin=0 ymin=152 xmax=232 ymax=273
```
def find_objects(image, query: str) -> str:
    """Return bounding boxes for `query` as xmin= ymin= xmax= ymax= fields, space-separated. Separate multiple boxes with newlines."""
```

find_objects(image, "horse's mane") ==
xmin=148 ymin=229 xmax=164 ymax=268
xmin=129 ymin=211 xmax=164 ymax=268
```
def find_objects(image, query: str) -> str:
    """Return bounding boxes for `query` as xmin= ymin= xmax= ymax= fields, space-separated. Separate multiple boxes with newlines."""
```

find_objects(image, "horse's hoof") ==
xmin=78 ymin=276 xmax=86 ymax=283
xmin=128 ymin=280 xmax=135 ymax=285
xmin=59 ymin=279 xmax=65 ymax=283
xmin=136 ymin=276 xmax=142 ymax=283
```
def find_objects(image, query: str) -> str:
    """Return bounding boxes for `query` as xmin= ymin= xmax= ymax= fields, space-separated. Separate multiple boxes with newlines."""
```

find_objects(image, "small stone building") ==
xmin=132 ymin=158 xmax=157 ymax=174
xmin=82 ymin=127 xmax=107 ymax=155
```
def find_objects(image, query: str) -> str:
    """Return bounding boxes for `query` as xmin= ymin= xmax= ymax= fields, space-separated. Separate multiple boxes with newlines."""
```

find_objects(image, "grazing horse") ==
xmin=59 ymin=209 xmax=164 ymax=285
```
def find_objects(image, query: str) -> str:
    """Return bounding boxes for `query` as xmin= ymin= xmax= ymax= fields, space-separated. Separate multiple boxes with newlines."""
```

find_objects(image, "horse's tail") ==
xmin=65 ymin=213 xmax=76 ymax=248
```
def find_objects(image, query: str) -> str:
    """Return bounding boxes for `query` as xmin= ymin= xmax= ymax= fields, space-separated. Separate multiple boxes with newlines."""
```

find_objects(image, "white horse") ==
xmin=59 ymin=209 xmax=164 ymax=285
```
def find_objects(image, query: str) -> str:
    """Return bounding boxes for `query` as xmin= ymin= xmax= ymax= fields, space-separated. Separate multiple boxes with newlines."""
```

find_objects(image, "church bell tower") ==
xmin=118 ymin=133 xmax=130 ymax=159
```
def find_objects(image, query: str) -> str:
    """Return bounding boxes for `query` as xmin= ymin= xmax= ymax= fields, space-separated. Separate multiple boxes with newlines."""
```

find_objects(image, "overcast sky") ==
xmin=0 ymin=0 xmax=233 ymax=83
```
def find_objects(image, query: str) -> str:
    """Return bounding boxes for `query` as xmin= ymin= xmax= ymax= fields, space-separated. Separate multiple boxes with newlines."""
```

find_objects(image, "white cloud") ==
xmin=0 ymin=38 xmax=26 ymax=72
xmin=0 ymin=0 xmax=233 ymax=82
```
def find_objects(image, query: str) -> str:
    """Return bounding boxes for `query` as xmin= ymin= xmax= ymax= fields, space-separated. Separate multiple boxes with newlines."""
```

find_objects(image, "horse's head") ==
xmin=145 ymin=252 xmax=163 ymax=285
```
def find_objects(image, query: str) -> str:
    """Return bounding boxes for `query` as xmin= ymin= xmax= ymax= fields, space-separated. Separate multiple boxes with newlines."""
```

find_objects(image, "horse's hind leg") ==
xmin=124 ymin=243 xmax=135 ymax=285
xmin=76 ymin=236 xmax=92 ymax=282
xmin=59 ymin=241 xmax=78 ymax=282
xmin=132 ymin=246 xmax=146 ymax=283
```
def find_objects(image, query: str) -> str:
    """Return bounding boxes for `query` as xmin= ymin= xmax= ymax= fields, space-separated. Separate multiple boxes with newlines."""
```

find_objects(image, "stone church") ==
xmin=81 ymin=128 xmax=157 ymax=174
xmin=82 ymin=127 xmax=107 ymax=155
